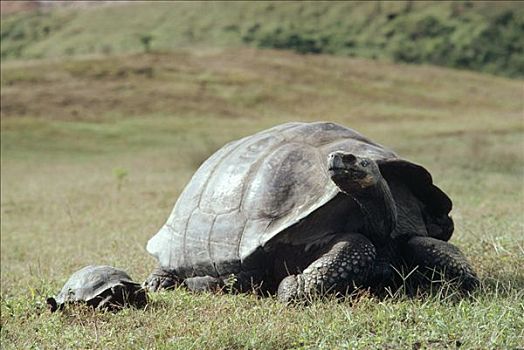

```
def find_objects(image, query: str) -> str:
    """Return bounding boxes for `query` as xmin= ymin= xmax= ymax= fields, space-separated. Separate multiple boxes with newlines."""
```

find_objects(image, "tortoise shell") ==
xmin=47 ymin=265 xmax=146 ymax=311
xmin=147 ymin=122 xmax=451 ymax=278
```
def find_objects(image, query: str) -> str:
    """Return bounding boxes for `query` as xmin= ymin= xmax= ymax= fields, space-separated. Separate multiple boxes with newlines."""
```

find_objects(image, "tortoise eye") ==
xmin=360 ymin=160 xmax=369 ymax=167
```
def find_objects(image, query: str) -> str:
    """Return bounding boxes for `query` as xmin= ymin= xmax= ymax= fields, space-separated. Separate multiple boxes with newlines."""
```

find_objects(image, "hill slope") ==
xmin=1 ymin=1 xmax=523 ymax=77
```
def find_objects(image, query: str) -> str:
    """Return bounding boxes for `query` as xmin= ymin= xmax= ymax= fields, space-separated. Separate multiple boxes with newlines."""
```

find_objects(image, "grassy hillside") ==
xmin=1 ymin=1 xmax=523 ymax=77
xmin=1 ymin=48 xmax=523 ymax=348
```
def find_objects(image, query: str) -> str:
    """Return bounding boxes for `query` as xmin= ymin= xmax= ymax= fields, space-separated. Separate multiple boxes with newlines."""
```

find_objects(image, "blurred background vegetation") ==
xmin=1 ymin=1 xmax=523 ymax=78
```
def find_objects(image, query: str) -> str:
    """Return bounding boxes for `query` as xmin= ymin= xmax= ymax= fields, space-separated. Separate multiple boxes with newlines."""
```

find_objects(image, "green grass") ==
xmin=1 ymin=49 xmax=523 ymax=348
xmin=1 ymin=1 xmax=523 ymax=77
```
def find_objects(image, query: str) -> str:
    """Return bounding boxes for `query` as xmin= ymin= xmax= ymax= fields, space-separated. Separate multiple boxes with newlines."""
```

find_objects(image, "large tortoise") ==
xmin=145 ymin=122 xmax=478 ymax=301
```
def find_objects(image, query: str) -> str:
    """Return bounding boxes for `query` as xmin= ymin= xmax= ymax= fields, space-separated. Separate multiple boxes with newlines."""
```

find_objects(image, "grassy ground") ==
xmin=1 ymin=1 xmax=523 ymax=77
xmin=1 ymin=48 xmax=523 ymax=348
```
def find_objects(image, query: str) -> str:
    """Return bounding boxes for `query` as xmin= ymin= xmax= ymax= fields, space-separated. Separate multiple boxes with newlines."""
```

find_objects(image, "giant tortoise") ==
xmin=144 ymin=122 xmax=478 ymax=302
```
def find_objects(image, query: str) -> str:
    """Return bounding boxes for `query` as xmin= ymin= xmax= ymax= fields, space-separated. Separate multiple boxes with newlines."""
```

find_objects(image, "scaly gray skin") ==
xmin=277 ymin=152 xmax=478 ymax=302
xmin=144 ymin=152 xmax=478 ymax=301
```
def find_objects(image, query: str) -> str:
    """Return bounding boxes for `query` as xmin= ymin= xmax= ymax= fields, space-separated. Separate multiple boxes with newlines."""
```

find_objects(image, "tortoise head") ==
xmin=327 ymin=151 xmax=381 ymax=193
xmin=46 ymin=297 xmax=59 ymax=312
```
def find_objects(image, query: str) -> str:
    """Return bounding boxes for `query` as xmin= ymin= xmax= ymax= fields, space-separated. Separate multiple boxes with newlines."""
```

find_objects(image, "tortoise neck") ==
xmin=349 ymin=178 xmax=397 ymax=244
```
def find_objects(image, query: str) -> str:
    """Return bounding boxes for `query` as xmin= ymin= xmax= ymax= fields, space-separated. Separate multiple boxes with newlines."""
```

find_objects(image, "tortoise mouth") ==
xmin=327 ymin=165 xmax=346 ymax=172
xmin=328 ymin=152 xmax=362 ymax=178
xmin=328 ymin=166 xmax=366 ymax=180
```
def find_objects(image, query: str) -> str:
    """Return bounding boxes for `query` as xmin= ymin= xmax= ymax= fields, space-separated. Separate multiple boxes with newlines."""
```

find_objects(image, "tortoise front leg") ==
xmin=143 ymin=266 xmax=181 ymax=292
xmin=277 ymin=233 xmax=376 ymax=303
xmin=403 ymin=237 xmax=479 ymax=292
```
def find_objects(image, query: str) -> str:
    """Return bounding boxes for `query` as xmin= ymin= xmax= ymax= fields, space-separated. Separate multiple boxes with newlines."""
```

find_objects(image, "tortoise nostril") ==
xmin=328 ymin=153 xmax=339 ymax=162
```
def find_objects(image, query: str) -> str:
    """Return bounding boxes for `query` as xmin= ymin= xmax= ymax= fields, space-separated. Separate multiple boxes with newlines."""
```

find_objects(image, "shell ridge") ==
xmin=181 ymin=206 xmax=198 ymax=276
xmin=235 ymin=220 xmax=249 ymax=271
xmin=207 ymin=215 xmax=219 ymax=276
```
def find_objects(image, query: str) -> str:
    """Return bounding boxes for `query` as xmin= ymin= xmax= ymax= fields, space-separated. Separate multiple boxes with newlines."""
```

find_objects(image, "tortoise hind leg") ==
xmin=183 ymin=276 xmax=224 ymax=292
xmin=403 ymin=237 xmax=479 ymax=292
xmin=277 ymin=233 xmax=376 ymax=303
xmin=144 ymin=266 xmax=182 ymax=292
xmin=146 ymin=269 xmax=267 ymax=294
xmin=184 ymin=270 xmax=267 ymax=294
